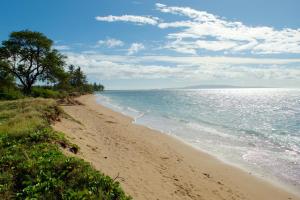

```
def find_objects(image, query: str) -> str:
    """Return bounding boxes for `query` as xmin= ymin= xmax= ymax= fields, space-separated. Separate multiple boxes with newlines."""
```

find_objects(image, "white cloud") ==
xmin=96 ymin=3 xmax=300 ymax=55
xmin=154 ymin=3 xmax=300 ymax=54
xmin=95 ymin=15 xmax=160 ymax=25
xmin=128 ymin=43 xmax=145 ymax=55
xmin=66 ymin=53 xmax=181 ymax=79
xmin=156 ymin=3 xmax=219 ymax=23
xmin=64 ymin=52 xmax=300 ymax=83
xmin=195 ymin=40 xmax=237 ymax=51
xmin=53 ymin=45 xmax=70 ymax=50
xmin=97 ymin=38 xmax=124 ymax=48
xmin=164 ymin=39 xmax=197 ymax=54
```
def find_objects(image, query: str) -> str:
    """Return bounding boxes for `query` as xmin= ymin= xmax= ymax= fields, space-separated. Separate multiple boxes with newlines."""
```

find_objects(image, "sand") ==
xmin=53 ymin=94 xmax=299 ymax=200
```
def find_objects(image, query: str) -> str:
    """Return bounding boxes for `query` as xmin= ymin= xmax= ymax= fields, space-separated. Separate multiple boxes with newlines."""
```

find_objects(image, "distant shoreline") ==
xmin=53 ymin=94 xmax=300 ymax=200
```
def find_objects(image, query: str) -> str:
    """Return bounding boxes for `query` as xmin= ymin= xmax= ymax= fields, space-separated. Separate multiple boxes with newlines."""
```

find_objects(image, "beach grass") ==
xmin=0 ymin=98 xmax=131 ymax=199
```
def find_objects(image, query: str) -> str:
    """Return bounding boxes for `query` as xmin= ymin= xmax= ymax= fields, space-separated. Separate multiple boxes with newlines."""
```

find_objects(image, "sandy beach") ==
xmin=53 ymin=94 xmax=299 ymax=200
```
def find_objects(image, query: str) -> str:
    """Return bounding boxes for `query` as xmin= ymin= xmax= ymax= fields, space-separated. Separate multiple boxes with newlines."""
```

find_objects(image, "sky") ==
xmin=1 ymin=0 xmax=300 ymax=89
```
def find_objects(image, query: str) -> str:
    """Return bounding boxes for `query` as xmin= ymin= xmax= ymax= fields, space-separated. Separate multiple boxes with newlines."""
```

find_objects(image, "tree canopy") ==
xmin=0 ymin=30 xmax=104 ymax=98
xmin=68 ymin=65 xmax=87 ymax=87
xmin=0 ymin=30 xmax=65 ymax=93
xmin=0 ymin=65 xmax=15 ymax=89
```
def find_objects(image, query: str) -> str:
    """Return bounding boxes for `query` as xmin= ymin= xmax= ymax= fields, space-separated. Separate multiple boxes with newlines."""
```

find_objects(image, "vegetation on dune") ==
xmin=0 ymin=30 xmax=130 ymax=199
xmin=0 ymin=98 xmax=131 ymax=199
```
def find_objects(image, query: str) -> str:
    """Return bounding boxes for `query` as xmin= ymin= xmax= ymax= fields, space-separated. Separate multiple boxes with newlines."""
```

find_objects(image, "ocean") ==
xmin=95 ymin=88 xmax=300 ymax=193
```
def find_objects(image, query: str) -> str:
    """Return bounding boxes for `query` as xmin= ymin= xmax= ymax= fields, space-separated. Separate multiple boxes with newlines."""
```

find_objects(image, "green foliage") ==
xmin=75 ymin=84 xmax=94 ymax=95
xmin=0 ymin=98 xmax=57 ymax=137
xmin=31 ymin=87 xmax=67 ymax=99
xmin=0 ymin=99 xmax=130 ymax=199
xmin=93 ymin=83 xmax=105 ymax=92
xmin=0 ymin=30 xmax=105 ymax=97
xmin=0 ymin=66 xmax=23 ymax=100
xmin=68 ymin=65 xmax=87 ymax=88
xmin=55 ymin=65 xmax=104 ymax=95
xmin=0 ymin=87 xmax=24 ymax=100
xmin=0 ymin=30 xmax=65 ymax=94
xmin=0 ymin=67 xmax=14 ymax=88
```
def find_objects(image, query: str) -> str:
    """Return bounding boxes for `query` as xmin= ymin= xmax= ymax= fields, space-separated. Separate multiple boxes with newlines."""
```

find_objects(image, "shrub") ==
xmin=0 ymin=87 xmax=24 ymax=100
xmin=31 ymin=87 xmax=63 ymax=99
xmin=0 ymin=99 xmax=131 ymax=199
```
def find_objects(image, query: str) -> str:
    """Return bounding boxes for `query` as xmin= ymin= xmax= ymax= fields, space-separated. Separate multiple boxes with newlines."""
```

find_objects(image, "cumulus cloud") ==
xmin=95 ymin=3 xmax=300 ymax=55
xmin=155 ymin=3 xmax=300 ymax=54
xmin=90 ymin=4 xmax=300 ymax=85
xmin=95 ymin=15 xmax=160 ymax=25
xmin=64 ymin=52 xmax=300 ymax=82
xmin=97 ymin=38 xmax=124 ymax=48
xmin=66 ymin=53 xmax=180 ymax=79
xmin=128 ymin=43 xmax=145 ymax=55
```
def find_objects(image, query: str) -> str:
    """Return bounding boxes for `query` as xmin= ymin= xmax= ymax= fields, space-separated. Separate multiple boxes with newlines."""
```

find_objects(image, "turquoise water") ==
xmin=95 ymin=88 xmax=300 ymax=192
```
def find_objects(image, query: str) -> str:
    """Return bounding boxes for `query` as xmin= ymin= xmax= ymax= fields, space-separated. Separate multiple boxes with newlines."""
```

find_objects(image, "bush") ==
xmin=0 ymin=99 xmax=130 ymax=199
xmin=0 ymin=131 xmax=130 ymax=199
xmin=31 ymin=87 xmax=67 ymax=99
xmin=0 ymin=87 xmax=23 ymax=100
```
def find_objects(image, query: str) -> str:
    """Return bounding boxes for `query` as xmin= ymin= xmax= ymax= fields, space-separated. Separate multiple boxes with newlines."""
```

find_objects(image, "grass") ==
xmin=0 ymin=87 xmax=24 ymax=100
xmin=0 ymin=98 xmax=131 ymax=199
xmin=31 ymin=87 xmax=68 ymax=99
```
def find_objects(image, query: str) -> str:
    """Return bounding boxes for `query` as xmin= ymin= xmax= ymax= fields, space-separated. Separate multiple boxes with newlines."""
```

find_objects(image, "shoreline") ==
xmin=135 ymin=116 xmax=299 ymax=196
xmin=95 ymin=92 xmax=300 ymax=195
xmin=53 ymin=94 xmax=300 ymax=200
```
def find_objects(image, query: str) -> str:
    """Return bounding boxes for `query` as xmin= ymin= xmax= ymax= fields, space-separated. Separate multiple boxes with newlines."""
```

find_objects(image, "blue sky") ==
xmin=1 ymin=0 xmax=300 ymax=89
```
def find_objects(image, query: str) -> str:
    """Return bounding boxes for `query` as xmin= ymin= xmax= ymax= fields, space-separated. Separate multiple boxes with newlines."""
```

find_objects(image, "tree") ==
xmin=0 ymin=62 xmax=15 ymax=89
xmin=0 ymin=30 xmax=65 ymax=94
xmin=68 ymin=65 xmax=87 ymax=87
xmin=93 ymin=82 xmax=104 ymax=91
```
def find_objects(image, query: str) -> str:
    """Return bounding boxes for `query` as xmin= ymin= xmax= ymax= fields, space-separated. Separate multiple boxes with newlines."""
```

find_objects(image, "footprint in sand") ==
xmin=106 ymin=120 xmax=116 ymax=124
xmin=203 ymin=173 xmax=211 ymax=178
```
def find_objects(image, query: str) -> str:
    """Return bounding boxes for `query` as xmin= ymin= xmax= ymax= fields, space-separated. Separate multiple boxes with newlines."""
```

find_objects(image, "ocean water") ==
xmin=95 ymin=88 xmax=300 ymax=193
